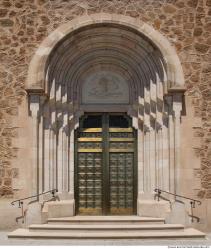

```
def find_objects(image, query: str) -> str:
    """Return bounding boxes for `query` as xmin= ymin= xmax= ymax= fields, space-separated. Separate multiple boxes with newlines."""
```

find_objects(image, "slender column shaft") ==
xmin=162 ymin=116 xmax=170 ymax=191
xmin=138 ymin=128 xmax=144 ymax=195
xmin=57 ymin=125 xmax=63 ymax=192
xmin=38 ymin=113 xmax=43 ymax=193
xmin=149 ymin=128 xmax=156 ymax=193
xmin=149 ymin=79 xmax=156 ymax=193
xmin=173 ymin=95 xmax=183 ymax=194
xmin=158 ymin=128 xmax=163 ymax=189
xmin=42 ymin=103 xmax=50 ymax=192
xmin=49 ymin=128 xmax=53 ymax=190
xmin=51 ymin=110 xmax=57 ymax=189
xmin=29 ymin=95 xmax=40 ymax=195
xmin=143 ymin=86 xmax=151 ymax=193
xmin=165 ymin=96 xmax=175 ymax=193
xmin=63 ymin=113 xmax=69 ymax=192
xmin=69 ymin=132 xmax=74 ymax=197
xmin=169 ymin=114 xmax=175 ymax=193
xmin=138 ymin=95 xmax=144 ymax=196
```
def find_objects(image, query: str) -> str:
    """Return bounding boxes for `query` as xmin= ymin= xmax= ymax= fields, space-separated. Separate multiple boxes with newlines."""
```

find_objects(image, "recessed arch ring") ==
xmin=26 ymin=13 xmax=185 ymax=94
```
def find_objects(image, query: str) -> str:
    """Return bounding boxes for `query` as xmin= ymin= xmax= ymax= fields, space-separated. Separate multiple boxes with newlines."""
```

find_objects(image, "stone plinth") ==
xmin=137 ymin=200 xmax=171 ymax=219
xmin=42 ymin=200 xmax=75 ymax=220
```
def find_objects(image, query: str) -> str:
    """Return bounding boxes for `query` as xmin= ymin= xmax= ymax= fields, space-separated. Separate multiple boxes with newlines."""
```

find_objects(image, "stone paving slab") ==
xmin=7 ymin=228 xmax=205 ymax=239
xmin=29 ymin=223 xmax=184 ymax=230
xmin=1 ymin=231 xmax=211 ymax=246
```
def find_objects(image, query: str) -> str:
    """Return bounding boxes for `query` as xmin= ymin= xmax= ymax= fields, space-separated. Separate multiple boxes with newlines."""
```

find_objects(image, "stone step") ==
xmin=29 ymin=223 xmax=184 ymax=231
xmin=8 ymin=228 xmax=206 ymax=239
xmin=47 ymin=216 xmax=165 ymax=225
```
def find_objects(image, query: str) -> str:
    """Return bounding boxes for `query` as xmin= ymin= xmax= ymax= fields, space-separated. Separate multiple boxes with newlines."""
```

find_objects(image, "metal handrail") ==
xmin=154 ymin=188 xmax=201 ymax=205
xmin=11 ymin=189 xmax=58 ymax=207
xmin=11 ymin=189 xmax=58 ymax=224
xmin=154 ymin=188 xmax=201 ymax=223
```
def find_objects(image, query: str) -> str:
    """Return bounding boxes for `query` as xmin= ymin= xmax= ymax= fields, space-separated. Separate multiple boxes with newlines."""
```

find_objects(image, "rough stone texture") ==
xmin=0 ymin=0 xmax=211 ymax=198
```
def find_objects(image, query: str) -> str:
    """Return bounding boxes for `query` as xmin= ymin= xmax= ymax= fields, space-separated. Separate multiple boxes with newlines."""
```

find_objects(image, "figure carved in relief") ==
xmin=88 ymin=76 xmax=121 ymax=98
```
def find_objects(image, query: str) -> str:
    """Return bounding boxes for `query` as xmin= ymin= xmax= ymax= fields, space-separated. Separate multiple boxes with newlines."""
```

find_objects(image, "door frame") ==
xmin=74 ymin=112 xmax=138 ymax=215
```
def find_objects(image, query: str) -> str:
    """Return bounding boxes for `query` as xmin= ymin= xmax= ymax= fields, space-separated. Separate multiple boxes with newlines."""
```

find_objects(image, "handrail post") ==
xmin=158 ymin=189 xmax=161 ymax=201
xmin=154 ymin=188 xmax=201 ymax=223
xmin=20 ymin=201 xmax=24 ymax=224
xmin=11 ymin=188 xmax=60 ymax=224
xmin=190 ymin=201 xmax=194 ymax=223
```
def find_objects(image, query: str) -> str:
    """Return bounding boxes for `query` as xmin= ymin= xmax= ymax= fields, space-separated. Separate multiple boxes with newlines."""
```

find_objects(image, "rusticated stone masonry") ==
xmin=0 ymin=0 xmax=211 ymax=198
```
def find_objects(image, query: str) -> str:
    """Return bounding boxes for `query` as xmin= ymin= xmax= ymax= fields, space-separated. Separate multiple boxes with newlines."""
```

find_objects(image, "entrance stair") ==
xmin=8 ymin=216 xmax=206 ymax=240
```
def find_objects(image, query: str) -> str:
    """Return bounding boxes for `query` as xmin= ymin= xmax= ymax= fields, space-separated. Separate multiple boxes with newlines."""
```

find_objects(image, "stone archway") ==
xmin=27 ymin=14 xmax=186 ymax=216
xmin=26 ymin=13 xmax=185 ymax=92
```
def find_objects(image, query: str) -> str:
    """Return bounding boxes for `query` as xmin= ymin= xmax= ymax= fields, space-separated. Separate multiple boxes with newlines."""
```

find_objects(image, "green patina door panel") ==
xmin=75 ymin=113 xmax=137 ymax=215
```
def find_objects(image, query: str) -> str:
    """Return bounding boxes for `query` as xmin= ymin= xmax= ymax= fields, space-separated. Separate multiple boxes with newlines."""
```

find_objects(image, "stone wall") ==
xmin=0 ymin=0 xmax=211 ymax=198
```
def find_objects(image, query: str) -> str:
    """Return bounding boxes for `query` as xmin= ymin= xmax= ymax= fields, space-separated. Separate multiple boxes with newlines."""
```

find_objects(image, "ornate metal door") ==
xmin=75 ymin=113 xmax=137 ymax=215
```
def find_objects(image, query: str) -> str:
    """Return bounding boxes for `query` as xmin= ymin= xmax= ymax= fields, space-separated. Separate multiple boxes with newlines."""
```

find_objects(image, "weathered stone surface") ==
xmin=194 ymin=43 xmax=210 ymax=53
xmin=194 ymin=27 xmax=203 ymax=36
xmin=0 ymin=9 xmax=8 ymax=17
xmin=197 ymin=190 xmax=206 ymax=198
xmin=0 ymin=0 xmax=210 ymax=200
xmin=163 ymin=4 xmax=177 ymax=14
xmin=187 ymin=0 xmax=198 ymax=8
xmin=0 ymin=19 xmax=14 ymax=27
xmin=206 ymin=0 xmax=211 ymax=6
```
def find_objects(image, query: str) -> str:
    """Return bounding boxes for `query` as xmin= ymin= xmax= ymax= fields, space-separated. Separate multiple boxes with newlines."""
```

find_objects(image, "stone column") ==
xmin=144 ymin=127 xmax=150 ymax=193
xmin=157 ymin=124 xmax=163 ymax=189
xmin=43 ymin=104 xmax=51 ymax=192
xmin=29 ymin=93 xmax=40 ymax=195
xmin=62 ymin=89 xmax=68 ymax=193
xmin=162 ymin=102 xmax=170 ymax=192
xmin=137 ymin=96 xmax=144 ymax=198
xmin=56 ymin=85 xmax=63 ymax=194
xmin=149 ymin=80 xmax=157 ymax=194
xmin=38 ymin=106 xmax=43 ymax=193
xmin=173 ymin=95 xmax=183 ymax=194
xmin=165 ymin=96 xmax=175 ymax=193
xmin=138 ymin=127 xmax=144 ymax=196
xmin=156 ymin=78 xmax=164 ymax=191
xmin=51 ymin=109 xmax=57 ymax=190
xmin=62 ymin=113 xmax=69 ymax=192
xmin=144 ymin=85 xmax=151 ymax=195
xmin=68 ymin=111 xmax=79 ymax=199
xmin=57 ymin=120 xmax=63 ymax=193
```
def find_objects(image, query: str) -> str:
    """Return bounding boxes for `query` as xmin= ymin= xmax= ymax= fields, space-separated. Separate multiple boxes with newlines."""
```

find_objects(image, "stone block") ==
xmin=166 ymin=202 xmax=190 ymax=226
xmin=43 ymin=200 xmax=75 ymax=219
xmin=137 ymin=199 xmax=171 ymax=218
xmin=26 ymin=202 xmax=42 ymax=226
xmin=206 ymin=199 xmax=211 ymax=231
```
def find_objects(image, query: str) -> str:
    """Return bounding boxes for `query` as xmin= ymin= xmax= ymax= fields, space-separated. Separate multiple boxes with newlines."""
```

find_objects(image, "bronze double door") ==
xmin=75 ymin=113 xmax=137 ymax=215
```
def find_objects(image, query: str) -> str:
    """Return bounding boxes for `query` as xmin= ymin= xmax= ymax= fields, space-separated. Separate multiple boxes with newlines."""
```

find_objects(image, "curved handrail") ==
xmin=11 ymin=189 xmax=58 ymax=207
xmin=154 ymin=188 xmax=201 ymax=205
xmin=11 ymin=189 xmax=58 ymax=224
xmin=154 ymin=188 xmax=201 ymax=223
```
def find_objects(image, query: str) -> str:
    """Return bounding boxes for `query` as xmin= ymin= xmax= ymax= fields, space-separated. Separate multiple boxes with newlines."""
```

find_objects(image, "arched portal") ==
xmin=27 ymin=14 xmax=185 ymax=216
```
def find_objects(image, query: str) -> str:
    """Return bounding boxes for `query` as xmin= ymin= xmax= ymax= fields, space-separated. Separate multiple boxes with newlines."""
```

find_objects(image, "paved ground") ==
xmin=1 ymin=231 xmax=211 ymax=246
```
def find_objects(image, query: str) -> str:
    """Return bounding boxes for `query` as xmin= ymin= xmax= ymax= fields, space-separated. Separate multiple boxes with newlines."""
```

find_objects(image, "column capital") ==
xmin=172 ymin=97 xmax=183 ymax=117
xmin=168 ymin=87 xmax=185 ymax=117
xmin=164 ymin=95 xmax=172 ymax=105
xmin=29 ymin=94 xmax=40 ymax=117
xmin=143 ymin=124 xmax=150 ymax=133
xmin=168 ymin=86 xmax=186 ymax=95
xmin=167 ymin=86 xmax=186 ymax=113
